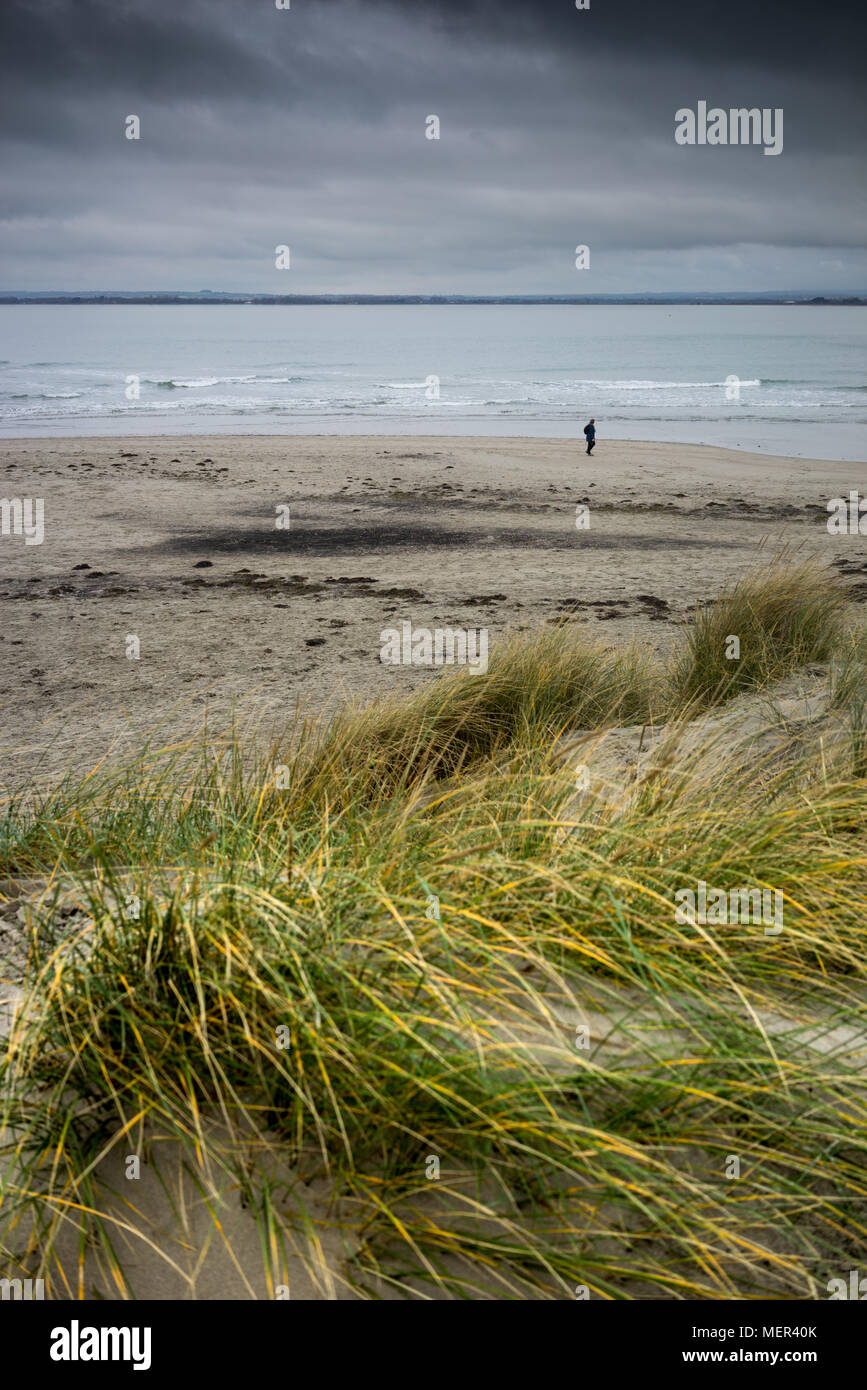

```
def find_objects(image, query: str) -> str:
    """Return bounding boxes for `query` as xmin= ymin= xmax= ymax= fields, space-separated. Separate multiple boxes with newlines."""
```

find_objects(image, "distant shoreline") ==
xmin=2 ymin=295 xmax=865 ymax=307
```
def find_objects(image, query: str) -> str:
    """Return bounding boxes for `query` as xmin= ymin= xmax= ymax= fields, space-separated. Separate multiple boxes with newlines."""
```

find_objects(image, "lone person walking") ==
xmin=583 ymin=418 xmax=596 ymax=456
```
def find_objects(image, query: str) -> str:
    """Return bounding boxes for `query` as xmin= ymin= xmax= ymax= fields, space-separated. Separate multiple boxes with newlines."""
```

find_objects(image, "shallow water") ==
xmin=1 ymin=303 xmax=864 ymax=459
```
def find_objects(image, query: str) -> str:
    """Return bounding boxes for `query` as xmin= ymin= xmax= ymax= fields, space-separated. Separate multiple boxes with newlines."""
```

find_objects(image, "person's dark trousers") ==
xmin=586 ymin=439 xmax=595 ymax=455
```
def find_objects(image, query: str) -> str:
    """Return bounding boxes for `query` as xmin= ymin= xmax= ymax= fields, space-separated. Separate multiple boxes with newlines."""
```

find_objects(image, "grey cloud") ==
xmin=0 ymin=0 xmax=864 ymax=293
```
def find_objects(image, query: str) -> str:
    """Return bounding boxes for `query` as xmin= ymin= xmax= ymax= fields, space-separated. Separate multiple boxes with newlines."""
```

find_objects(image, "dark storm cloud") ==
xmin=393 ymin=0 xmax=867 ymax=79
xmin=0 ymin=0 xmax=864 ymax=292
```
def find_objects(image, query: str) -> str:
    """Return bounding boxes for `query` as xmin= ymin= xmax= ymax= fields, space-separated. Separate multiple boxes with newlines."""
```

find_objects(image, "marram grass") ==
xmin=1 ymin=560 xmax=866 ymax=1300
xmin=670 ymin=556 xmax=848 ymax=708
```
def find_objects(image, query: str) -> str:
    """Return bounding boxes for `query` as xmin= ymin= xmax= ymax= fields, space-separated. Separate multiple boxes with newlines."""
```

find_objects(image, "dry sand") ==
xmin=1 ymin=433 xmax=865 ymax=791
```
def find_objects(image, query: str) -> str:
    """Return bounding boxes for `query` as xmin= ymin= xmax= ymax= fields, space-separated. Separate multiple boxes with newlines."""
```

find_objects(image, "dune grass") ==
xmin=284 ymin=622 xmax=662 ymax=812
xmin=671 ymin=557 xmax=848 ymax=708
xmin=1 ymin=559 xmax=865 ymax=1300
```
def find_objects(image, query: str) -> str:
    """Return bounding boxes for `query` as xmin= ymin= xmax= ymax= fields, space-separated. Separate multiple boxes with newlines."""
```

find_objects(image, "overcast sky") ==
xmin=1 ymin=0 xmax=865 ymax=293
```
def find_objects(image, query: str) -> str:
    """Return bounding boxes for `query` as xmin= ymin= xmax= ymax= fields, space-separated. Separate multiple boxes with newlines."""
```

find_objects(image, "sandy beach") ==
xmin=1 ymin=433 xmax=865 ymax=788
xmin=3 ymin=437 xmax=867 ymax=1302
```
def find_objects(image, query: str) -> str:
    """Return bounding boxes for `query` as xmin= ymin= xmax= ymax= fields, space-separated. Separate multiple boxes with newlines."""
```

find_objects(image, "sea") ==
xmin=0 ymin=304 xmax=864 ymax=460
